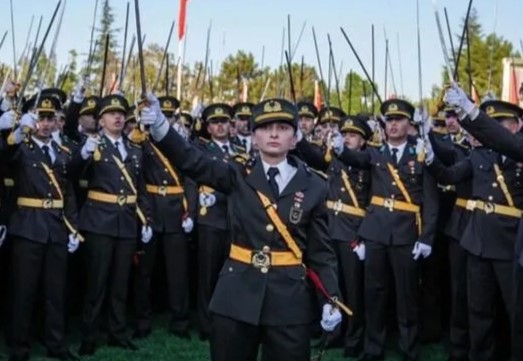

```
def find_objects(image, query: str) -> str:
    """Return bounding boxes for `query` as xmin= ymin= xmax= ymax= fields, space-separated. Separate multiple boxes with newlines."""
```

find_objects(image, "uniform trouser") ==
xmin=197 ymin=224 xmax=229 ymax=335
xmin=334 ymin=241 xmax=364 ymax=353
xmin=513 ymin=262 xmax=523 ymax=361
xmin=0 ymin=235 xmax=10 ymax=334
xmin=419 ymin=231 xmax=447 ymax=343
xmin=467 ymin=253 xmax=512 ymax=361
xmin=210 ymin=313 xmax=311 ymax=361
xmin=134 ymin=231 xmax=190 ymax=332
xmin=364 ymin=240 xmax=419 ymax=359
xmin=448 ymin=239 xmax=469 ymax=359
xmin=81 ymin=232 xmax=136 ymax=344
xmin=10 ymin=237 xmax=68 ymax=357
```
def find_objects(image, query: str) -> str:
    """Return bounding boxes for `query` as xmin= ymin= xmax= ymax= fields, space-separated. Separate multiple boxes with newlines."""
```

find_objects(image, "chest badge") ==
xmin=289 ymin=192 xmax=304 ymax=224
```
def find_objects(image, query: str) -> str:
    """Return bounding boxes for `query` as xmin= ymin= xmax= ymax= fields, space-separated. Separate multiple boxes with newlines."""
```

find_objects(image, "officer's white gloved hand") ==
xmin=67 ymin=233 xmax=80 ymax=253
xmin=352 ymin=242 xmax=365 ymax=261
xmin=199 ymin=193 xmax=216 ymax=208
xmin=81 ymin=135 xmax=100 ymax=160
xmin=0 ymin=225 xmax=7 ymax=248
xmin=141 ymin=225 xmax=153 ymax=244
xmin=320 ymin=303 xmax=342 ymax=332
xmin=412 ymin=241 xmax=432 ymax=260
xmin=0 ymin=110 xmax=16 ymax=130
xmin=331 ymin=131 xmax=344 ymax=155
xmin=182 ymin=217 xmax=194 ymax=234
xmin=444 ymin=83 xmax=478 ymax=120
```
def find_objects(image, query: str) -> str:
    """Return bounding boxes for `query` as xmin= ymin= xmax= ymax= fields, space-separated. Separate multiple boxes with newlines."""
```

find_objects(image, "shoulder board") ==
xmin=306 ymin=166 xmax=329 ymax=180
xmin=233 ymin=153 xmax=250 ymax=165
xmin=367 ymin=141 xmax=382 ymax=148
xmin=432 ymin=128 xmax=448 ymax=135
xmin=129 ymin=142 xmax=142 ymax=149
xmin=56 ymin=143 xmax=71 ymax=154
xmin=199 ymin=136 xmax=209 ymax=144
xmin=232 ymin=144 xmax=247 ymax=153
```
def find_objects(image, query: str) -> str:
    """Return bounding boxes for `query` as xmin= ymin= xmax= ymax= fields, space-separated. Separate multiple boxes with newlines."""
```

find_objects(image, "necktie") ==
xmin=242 ymin=138 xmax=247 ymax=148
xmin=267 ymin=167 xmax=280 ymax=198
xmin=391 ymin=147 xmax=399 ymax=165
xmin=114 ymin=141 xmax=125 ymax=160
xmin=222 ymin=145 xmax=229 ymax=154
xmin=42 ymin=145 xmax=52 ymax=165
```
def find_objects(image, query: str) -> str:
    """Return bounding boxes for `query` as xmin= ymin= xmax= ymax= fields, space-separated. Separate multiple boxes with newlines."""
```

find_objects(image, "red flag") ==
xmin=178 ymin=0 xmax=189 ymax=42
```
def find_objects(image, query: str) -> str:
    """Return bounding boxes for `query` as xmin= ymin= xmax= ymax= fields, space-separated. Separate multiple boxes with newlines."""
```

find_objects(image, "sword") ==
xmin=431 ymin=0 xmax=455 ymax=83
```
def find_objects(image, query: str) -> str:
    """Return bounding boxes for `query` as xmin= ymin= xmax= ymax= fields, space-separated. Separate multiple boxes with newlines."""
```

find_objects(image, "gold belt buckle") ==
xmin=158 ymin=186 xmax=167 ymax=196
xmin=334 ymin=200 xmax=343 ymax=215
xmin=251 ymin=246 xmax=271 ymax=273
xmin=43 ymin=199 xmax=54 ymax=209
xmin=484 ymin=202 xmax=495 ymax=214
xmin=383 ymin=198 xmax=394 ymax=212
xmin=466 ymin=200 xmax=476 ymax=211
xmin=117 ymin=195 xmax=127 ymax=206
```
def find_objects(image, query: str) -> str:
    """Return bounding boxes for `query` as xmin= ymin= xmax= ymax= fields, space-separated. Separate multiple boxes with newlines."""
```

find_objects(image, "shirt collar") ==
xmin=387 ymin=141 xmax=408 ymax=154
xmin=261 ymin=158 xmax=292 ymax=178
xmin=104 ymin=133 xmax=124 ymax=146
xmin=213 ymin=139 xmax=231 ymax=149
xmin=31 ymin=136 xmax=52 ymax=149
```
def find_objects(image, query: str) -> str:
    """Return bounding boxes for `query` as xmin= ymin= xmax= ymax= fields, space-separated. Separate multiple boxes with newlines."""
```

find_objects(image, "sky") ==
xmin=0 ymin=0 xmax=520 ymax=101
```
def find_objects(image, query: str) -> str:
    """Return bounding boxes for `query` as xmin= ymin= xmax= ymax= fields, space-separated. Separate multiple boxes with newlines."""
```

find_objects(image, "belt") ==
xmin=17 ymin=197 xmax=63 ymax=209
xmin=371 ymin=196 xmax=420 ymax=213
xmin=87 ymin=191 xmax=137 ymax=205
xmin=466 ymin=199 xmax=522 ymax=218
xmin=455 ymin=198 xmax=470 ymax=209
xmin=146 ymin=184 xmax=184 ymax=196
xmin=4 ymin=178 xmax=14 ymax=187
xmin=326 ymin=200 xmax=366 ymax=217
xmin=229 ymin=244 xmax=302 ymax=273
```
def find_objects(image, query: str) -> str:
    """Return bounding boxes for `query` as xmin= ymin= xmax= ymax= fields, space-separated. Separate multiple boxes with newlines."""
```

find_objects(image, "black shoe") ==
xmin=8 ymin=354 xmax=29 ymax=361
xmin=107 ymin=338 xmax=139 ymax=351
xmin=132 ymin=328 xmax=152 ymax=339
xmin=78 ymin=341 xmax=96 ymax=356
xmin=170 ymin=330 xmax=191 ymax=340
xmin=358 ymin=354 xmax=385 ymax=361
xmin=198 ymin=332 xmax=209 ymax=341
xmin=47 ymin=349 xmax=80 ymax=361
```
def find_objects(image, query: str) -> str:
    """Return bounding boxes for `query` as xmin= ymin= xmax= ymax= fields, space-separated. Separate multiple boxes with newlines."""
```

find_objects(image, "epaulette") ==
xmin=129 ymin=141 xmax=142 ymax=149
xmin=128 ymin=128 xmax=148 ymax=144
xmin=432 ymin=127 xmax=448 ymax=135
xmin=198 ymin=136 xmax=209 ymax=144
xmin=306 ymin=166 xmax=329 ymax=180
xmin=233 ymin=153 xmax=250 ymax=165
xmin=367 ymin=140 xmax=382 ymax=148
xmin=55 ymin=143 xmax=71 ymax=155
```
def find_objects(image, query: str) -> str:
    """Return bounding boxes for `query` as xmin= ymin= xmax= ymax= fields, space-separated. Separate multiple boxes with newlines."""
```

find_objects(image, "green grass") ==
xmin=0 ymin=315 xmax=449 ymax=361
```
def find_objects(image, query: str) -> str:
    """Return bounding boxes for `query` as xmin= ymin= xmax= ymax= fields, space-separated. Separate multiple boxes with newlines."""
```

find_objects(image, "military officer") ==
xmin=426 ymin=97 xmax=523 ymax=361
xmin=4 ymin=94 xmax=81 ymax=361
xmin=131 ymin=95 xmax=197 ymax=340
xmin=333 ymin=99 xmax=439 ymax=361
xmin=231 ymin=102 xmax=254 ymax=153
xmin=140 ymin=94 xmax=342 ymax=361
xmin=443 ymin=83 xmax=523 ymax=361
xmin=296 ymin=114 xmax=372 ymax=357
xmin=70 ymin=94 xmax=152 ymax=356
xmin=192 ymin=103 xmax=246 ymax=340
xmin=297 ymin=101 xmax=318 ymax=141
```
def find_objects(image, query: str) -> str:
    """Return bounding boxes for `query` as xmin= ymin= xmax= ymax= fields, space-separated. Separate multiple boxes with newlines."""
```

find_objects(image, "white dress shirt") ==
xmin=237 ymin=135 xmax=251 ymax=153
xmin=261 ymin=158 xmax=297 ymax=194
xmin=387 ymin=141 xmax=408 ymax=163
xmin=105 ymin=134 xmax=127 ymax=160
xmin=213 ymin=139 xmax=233 ymax=155
xmin=32 ymin=136 xmax=56 ymax=163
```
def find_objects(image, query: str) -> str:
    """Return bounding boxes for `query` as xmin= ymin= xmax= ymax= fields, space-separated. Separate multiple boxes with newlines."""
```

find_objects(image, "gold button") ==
xmin=261 ymin=267 xmax=269 ymax=274
xmin=163 ymin=180 xmax=168 ymax=185
xmin=120 ymin=189 xmax=124 ymax=194
xmin=266 ymin=224 xmax=274 ymax=232
xmin=492 ymin=182 xmax=498 ymax=188
xmin=164 ymin=168 xmax=168 ymax=172
xmin=340 ymin=187 xmax=345 ymax=192
xmin=120 ymin=177 xmax=124 ymax=181
xmin=47 ymin=193 xmax=52 ymax=197
xmin=228 ymin=267 xmax=233 ymax=272
xmin=392 ymin=182 xmax=397 ymax=186
xmin=391 ymin=195 xmax=395 ymax=199
xmin=262 ymin=245 xmax=270 ymax=252
xmin=488 ymin=196 xmax=493 ymax=201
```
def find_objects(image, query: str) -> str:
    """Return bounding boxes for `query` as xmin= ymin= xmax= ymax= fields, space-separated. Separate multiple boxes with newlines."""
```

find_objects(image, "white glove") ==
xmin=0 ymin=97 xmax=12 ymax=112
xmin=424 ymin=138 xmax=435 ymax=165
xmin=140 ymin=93 xmax=163 ymax=127
xmin=444 ymin=83 xmax=477 ymax=120
xmin=182 ymin=217 xmax=194 ymax=233
xmin=72 ymin=79 xmax=86 ymax=103
xmin=172 ymin=122 xmax=188 ymax=140
xmin=352 ymin=242 xmax=365 ymax=261
xmin=19 ymin=112 xmax=37 ymax=131
xmin=331 ymin=131 xmax=344 ymax=155
xmin=67 ymin=233 xmax=80 ymax=253
xmin=320 ymin=303 xmax=342 ymax=332
xmin=412 ymin=241 xmax=432 ymax=260
xmin=141 ymin=225 xmax=153 ymax=244
xmin=199 ymin=193 xmax=216 ymax=207
xmin=81 ymin=136 xmax=100 ymax=160
xmin=0 ymin=110 xmax=16 ymax=130
xmin=0 ymin=225 xmax=6 ymax=247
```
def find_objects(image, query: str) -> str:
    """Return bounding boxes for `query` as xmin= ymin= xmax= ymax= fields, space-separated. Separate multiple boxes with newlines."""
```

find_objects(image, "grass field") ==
xmin=0 ymin=315 xmax=450 ymax=361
